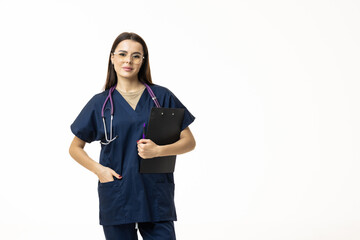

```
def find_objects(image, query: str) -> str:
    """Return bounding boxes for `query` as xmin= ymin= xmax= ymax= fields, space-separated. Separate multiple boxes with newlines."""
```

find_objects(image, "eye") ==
xmin=119 ymin=53 xmax=126 ymax=57
xmin=133 ymin=55 xmax=141 ymax=59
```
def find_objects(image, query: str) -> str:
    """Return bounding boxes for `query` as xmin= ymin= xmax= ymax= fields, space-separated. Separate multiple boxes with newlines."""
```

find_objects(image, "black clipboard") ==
xmin=139 ymin=107 xmax=185 ymax=173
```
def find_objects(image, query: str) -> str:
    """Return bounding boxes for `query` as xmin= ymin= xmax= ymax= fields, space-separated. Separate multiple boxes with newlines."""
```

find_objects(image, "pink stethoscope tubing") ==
xmin=100 ymin=83 xmax=160 ymax=145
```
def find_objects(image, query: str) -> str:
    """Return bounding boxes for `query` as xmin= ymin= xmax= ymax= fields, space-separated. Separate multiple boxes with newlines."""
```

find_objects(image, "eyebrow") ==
xmin=117 ymin=50 xmax=143 ymax=55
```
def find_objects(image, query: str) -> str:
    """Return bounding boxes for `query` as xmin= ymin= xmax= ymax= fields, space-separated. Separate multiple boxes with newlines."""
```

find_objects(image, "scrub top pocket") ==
xmin=156 ymin=182 xmax=176 ymax=219
xmin=98 ymin=179 xmax=117 ymax=186
xmin=98 ymin=179 xmax=125 ymax=225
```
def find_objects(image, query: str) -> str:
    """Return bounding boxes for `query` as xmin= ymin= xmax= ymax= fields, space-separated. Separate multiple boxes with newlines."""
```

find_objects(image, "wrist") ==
xmin=92 ymin=162 xmax=104 ymax=176
xmin=157 ymin=145 xmax=165 ymax=157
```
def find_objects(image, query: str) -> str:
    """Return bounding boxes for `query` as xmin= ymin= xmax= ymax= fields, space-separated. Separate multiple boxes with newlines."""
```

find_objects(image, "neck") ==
xmin=116 ymin=77 xmax=144 ymax=93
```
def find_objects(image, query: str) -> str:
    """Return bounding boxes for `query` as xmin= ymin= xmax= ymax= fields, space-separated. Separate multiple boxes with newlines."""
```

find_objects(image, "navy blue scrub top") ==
xmin=70 ymin=84 xmax=195 ymax=226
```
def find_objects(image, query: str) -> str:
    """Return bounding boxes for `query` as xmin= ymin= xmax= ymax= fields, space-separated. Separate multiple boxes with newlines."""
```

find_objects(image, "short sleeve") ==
xmin=168 ymin=90 xmax=196 ymax=132
xmin=70 ymin=96 xmax=101 ymax=143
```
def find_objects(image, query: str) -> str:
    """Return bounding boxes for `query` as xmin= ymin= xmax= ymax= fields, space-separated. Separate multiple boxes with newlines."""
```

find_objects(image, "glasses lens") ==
xmin=132 ymin=54 xmax=142 ymax=64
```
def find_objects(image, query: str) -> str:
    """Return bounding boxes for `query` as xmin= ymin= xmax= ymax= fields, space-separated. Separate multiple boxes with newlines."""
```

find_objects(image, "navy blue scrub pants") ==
xmin=102 ymin=221 xmax=176 ymax=240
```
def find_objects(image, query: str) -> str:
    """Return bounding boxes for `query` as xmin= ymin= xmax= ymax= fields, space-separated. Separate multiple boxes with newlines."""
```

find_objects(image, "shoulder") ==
xmin=149 ymin=83 xmax=174 ymax=97
xmin=92 ymin=90 xmax=108 ymax=101
xmin=149 ymin=83 xmax=188 ymax=108
xmin=83 ymin=90 xmax=109 ymax=109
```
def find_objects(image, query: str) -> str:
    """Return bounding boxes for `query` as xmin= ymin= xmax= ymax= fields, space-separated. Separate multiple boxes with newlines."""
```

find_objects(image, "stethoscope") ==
xmin=100 ymin=83 xmax=161 ymax=145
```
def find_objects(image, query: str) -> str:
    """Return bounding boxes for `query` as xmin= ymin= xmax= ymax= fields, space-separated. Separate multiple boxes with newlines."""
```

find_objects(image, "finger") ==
xmin=110 ymin=169 xmax=122 ymax=179
xmin=137 ymin=139 xmax=149 ymax=144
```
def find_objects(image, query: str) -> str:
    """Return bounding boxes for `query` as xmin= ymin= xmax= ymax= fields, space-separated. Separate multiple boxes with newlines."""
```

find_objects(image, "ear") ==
xmin=110 ymin=53 xmax=114 ymax=64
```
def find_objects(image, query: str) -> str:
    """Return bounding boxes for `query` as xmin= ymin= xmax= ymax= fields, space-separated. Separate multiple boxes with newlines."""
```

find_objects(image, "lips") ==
xmin=122 ymin=67 xmax=133 ymax=71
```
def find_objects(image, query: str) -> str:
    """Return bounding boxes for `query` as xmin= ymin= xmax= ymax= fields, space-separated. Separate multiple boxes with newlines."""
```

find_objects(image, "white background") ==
xmin=0 ymin=0 xmax=359 ymax=239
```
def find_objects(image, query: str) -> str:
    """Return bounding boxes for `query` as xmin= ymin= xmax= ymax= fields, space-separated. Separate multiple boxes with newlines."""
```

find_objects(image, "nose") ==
xmin=124 ymin=55 xmax=132 ymax=63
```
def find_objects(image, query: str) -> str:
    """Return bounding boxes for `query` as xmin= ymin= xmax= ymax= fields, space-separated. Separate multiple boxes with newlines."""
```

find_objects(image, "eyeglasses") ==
xmin=112 ymin=52 xmax=145 ymax=64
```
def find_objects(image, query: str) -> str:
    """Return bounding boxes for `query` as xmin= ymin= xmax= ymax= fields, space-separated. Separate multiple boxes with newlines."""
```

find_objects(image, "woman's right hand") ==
xmin=96 ymin=165 xmax=122 ymax=183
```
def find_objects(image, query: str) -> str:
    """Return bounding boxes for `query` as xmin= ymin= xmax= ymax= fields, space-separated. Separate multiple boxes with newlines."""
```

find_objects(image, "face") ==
xmin=111 ymin=39 xmax=145 ymax=80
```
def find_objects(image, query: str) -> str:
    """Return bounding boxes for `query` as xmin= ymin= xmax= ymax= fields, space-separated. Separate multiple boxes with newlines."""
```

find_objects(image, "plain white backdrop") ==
xmin=0 ymin=0 xmax=359 ymax=239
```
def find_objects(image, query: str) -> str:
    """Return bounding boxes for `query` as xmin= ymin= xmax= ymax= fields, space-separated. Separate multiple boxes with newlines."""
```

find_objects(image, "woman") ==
xmin=69 ymin=32 xmax=196 ymax=240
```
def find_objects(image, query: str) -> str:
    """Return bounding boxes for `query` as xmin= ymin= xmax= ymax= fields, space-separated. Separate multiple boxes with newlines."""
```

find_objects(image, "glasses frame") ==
xmin=112 ymin=51 xmax=145 ymax=64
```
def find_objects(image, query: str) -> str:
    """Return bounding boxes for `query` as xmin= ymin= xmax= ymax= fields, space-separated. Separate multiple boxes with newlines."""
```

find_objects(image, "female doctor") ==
xmin=69 ymin=32 xmax=196 ymax=240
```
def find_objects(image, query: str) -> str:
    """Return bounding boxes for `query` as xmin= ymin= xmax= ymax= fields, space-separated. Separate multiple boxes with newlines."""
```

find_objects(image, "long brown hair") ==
xmin=104 ymin=32 xmax=153 ymax=90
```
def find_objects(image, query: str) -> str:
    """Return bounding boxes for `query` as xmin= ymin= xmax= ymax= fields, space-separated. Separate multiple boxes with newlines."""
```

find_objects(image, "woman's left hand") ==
xmin=137 ymin=139 xmax=160 ymax=159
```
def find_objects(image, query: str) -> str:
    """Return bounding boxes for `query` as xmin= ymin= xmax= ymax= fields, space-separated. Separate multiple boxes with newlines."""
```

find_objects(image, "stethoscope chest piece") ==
xmin=101 ymin=87 xmax=118 ymax=145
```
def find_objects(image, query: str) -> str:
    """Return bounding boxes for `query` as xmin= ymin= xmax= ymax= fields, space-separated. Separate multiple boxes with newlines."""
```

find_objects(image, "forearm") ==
xmin=69 ymin=146 xmax=102 ymax=175
xmin=157 ymin=136 xmax=196 ymax=157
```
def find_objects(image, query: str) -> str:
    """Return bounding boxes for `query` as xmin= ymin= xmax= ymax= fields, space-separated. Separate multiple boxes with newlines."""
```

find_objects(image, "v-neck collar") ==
xmin=114 ymin=87 xmax=148 ymax=115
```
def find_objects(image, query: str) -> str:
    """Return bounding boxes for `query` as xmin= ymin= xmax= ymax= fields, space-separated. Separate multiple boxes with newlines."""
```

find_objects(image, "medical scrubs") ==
xmin=70 ymin=84 xmax=195 ymax=226
xmin=103 ymin=221 xmax=176 ymax=240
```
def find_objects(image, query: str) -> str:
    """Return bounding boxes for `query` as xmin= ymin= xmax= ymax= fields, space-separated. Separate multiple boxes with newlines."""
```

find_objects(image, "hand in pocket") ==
xmin=96 ymin=165 xmax=122 ymax=183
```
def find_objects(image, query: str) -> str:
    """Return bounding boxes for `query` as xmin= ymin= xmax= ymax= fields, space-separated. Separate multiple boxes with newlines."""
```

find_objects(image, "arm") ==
xmin=69 ymin=136 xmax=122 ymax=182
xmin=158 ymin=126 xmax=196 ymax=156
xmin=137 ymin=126 xmax=196 ymax=158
